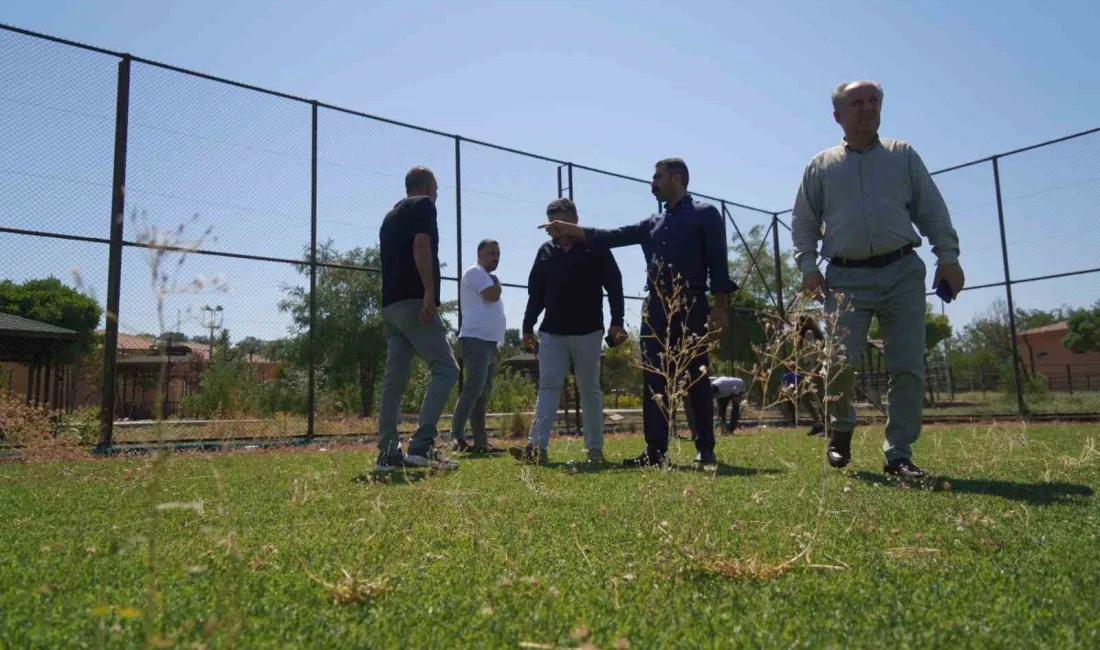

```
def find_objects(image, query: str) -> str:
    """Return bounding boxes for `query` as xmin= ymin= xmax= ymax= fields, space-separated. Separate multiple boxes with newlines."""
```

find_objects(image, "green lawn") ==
xmin=2 ymin=423 xmax=1098 ymax=648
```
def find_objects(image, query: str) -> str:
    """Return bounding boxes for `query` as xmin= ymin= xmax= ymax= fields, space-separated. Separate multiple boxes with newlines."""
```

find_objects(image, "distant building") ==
xmin=0 ymin=312 xmax=80 ymax=411
xmin=1017 ymin=322 xmax=1100 ymax=391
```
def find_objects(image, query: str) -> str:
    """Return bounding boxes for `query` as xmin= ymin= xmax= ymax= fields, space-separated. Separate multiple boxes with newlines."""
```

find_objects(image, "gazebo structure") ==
xmin=0 ymin=312 xmax=79 ymax=412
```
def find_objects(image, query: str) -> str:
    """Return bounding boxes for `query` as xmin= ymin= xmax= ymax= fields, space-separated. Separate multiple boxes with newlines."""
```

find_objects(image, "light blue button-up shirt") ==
xmin=791 ymin=137 xmax=960 ymax=276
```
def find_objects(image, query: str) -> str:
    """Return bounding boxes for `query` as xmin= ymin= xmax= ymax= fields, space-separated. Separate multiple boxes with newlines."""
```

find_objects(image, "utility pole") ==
xmin=201 ymin=305 xmax=224 ymax=362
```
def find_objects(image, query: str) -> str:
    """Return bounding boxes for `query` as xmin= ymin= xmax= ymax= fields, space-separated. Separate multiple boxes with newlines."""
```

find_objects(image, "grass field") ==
xmin=2 ymin=422 xmax=1098 ymax=648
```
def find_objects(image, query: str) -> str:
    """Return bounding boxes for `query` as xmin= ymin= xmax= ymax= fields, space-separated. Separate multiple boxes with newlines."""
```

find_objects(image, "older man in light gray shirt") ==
xmin=792 ymin=80 xmax=966 ymax=479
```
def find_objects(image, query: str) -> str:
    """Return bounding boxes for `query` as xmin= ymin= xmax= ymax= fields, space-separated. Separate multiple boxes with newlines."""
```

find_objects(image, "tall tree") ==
xmin=727 ymin=224 xmax=801 ymax=308
xmin=279 ymin=242 xmax=385 ymax=417
xmin=234 ymin=336 xmax=273 ymax=362
xmin=867 ymin=303 xmax=952 ymax=351
xmin=602 ymin=330 xmax=642 ymax=396
xmin=0 ymin=277 xmax=102 ymax=357
xmin=1063 ymin=301 xmax=1100 ymax=354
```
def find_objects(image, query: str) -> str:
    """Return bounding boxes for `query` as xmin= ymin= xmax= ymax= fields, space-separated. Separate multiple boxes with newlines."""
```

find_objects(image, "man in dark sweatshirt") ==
xmin=509 ymin=198 xmax=626 ymax=465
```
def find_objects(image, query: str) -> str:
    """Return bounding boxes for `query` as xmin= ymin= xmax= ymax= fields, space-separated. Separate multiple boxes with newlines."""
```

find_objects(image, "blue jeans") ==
xmin=378 ymin=299 xmax=459 ymax=457
xmin=451 ymin=337 xmax=498 ymax=446
xmin=528 ymin=330 xmax=604 ymax=452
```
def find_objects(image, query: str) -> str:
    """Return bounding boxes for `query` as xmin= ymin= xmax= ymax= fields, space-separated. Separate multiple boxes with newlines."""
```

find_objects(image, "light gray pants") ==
xmin=377 ymin=299 xmax=459 ymax=457
xmin=528 ymin=330 xmax=604 ymax=452
xmin=825 ymin=252 xmax=927 ymax=462
xmin=451 ymin=337 xmax=498 ymax=446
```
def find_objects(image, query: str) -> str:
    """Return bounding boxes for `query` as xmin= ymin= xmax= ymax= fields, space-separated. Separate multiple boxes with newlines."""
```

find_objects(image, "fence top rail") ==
xmin=3 ymin=22 xmax=1095 ymax=224
xmin=0 ymin=21 xmax=775 ymax=215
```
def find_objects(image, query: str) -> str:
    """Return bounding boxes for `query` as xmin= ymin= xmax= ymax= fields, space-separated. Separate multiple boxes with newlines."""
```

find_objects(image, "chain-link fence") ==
xmin=1 ymin=23 xmax=1098 ymax=449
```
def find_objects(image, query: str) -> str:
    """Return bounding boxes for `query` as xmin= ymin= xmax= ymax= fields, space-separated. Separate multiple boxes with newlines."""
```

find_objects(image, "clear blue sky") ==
xmin=2 ymin=0 xmax=1098 ymax=341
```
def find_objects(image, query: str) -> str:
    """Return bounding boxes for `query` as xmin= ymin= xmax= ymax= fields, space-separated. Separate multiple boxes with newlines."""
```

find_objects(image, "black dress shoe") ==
xmin=827 ymin=430 xmax=853 ymax=468
xmin=623 ymin=452 xmax=666 ymax=468
xmin=884 ymin=458 xmax=926 ymax=479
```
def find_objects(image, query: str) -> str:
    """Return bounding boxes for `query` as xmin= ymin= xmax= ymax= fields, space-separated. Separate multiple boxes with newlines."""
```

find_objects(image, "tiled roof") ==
xmin=1017 ymin=322 xmax=1069 ymax=336
xmin=0 ymin=312 xmax=78 ymax=338
xmin=116 ymin=333 xmax=156 ymax=350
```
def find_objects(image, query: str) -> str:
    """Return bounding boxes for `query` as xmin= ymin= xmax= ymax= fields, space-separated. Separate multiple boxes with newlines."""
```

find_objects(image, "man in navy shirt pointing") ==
xmin=542 ymin=158 xmax=736 ymax=468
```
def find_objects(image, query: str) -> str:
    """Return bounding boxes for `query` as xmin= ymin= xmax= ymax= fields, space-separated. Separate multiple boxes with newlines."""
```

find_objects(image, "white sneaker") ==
xmin=406 ymin=448 xmax=459 ymax=471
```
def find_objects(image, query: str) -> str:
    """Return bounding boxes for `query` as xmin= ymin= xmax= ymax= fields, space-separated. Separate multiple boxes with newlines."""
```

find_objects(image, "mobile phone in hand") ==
xmin=935 ymin=279 xmax=954 ymax=303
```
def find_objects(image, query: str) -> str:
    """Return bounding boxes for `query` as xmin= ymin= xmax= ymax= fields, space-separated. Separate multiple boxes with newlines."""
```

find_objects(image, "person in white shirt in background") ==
xmin=451 ymin=239 xmax=506 ymax=453
xmin=711 ymin=376 xmax=746 ymax=434
xmin=685 ymin=375 xmax=745 ymax=439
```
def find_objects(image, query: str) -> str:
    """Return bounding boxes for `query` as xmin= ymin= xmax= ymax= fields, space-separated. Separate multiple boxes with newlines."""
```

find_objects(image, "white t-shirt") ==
xmin=458 ymin=264 xmax=506 ymax=344
xmin=712 ymin=376 xmax=745 ymax=398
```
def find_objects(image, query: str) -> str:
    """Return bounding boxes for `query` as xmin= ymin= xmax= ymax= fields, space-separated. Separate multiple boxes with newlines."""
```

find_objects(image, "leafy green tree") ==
xmin=0 ymin=277 xmax=102 ymax=357
xmin=234 ymin=336 xmax=275 ymax=362
xmin=727 ymin=224 xmax=800 ymax=307
xmin=1017 ymin=307 xmax=1068 ymax=331
xmin=867 ymin=303 xmax=951 ymax=351
xmin=602 ymin=329 xmax=642 ymax=397
xmin=499 ymin=328 xmax=523 ymax=361
xmin=279 ymin=242 xmax=385 ymax=417
xmin=1063 ymin=301 xmax=1100 ymax=354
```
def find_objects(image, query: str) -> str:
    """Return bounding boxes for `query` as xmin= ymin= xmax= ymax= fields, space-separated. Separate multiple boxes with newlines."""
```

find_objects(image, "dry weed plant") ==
xmin=649 ymin=290 xmax=855 ymax=580
xmin=631 ymin=261 xmax=722 ymax=466
xmin=125 ymin=211 xmax=234 ymax=646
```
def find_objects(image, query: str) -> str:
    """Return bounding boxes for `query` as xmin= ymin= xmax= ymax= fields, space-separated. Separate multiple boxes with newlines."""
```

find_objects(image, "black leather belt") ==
xmin=830 ymin=244 xmax=914 ymax=268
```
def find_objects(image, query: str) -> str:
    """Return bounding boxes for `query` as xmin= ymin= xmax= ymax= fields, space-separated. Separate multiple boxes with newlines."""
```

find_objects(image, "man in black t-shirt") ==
xmin=375 ymin=167 xmax=460 ymax=472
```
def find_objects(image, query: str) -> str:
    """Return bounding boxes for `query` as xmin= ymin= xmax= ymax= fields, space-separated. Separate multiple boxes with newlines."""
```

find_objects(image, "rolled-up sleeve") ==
xmin=702 ymin=205 xmax=736 ymax=294
xmin=907 ymin=146 xmax=960 ymax=264
xmin=791 ymin=162 xmax=824 ymax=276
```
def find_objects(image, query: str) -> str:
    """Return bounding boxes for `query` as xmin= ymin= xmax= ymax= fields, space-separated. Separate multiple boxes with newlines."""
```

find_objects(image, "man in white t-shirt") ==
xmin=452 ymin=239 xmax=507 ymax=453
xmin=711 ymin=376 xmax=745 ymax=434
xmin=684 ymin=376 xmax=745 ymax=438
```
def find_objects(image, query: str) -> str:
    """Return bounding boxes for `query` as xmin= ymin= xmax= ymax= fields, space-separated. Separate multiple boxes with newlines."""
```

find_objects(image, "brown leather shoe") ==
xmin=507 ymin=444 xmax=546 ymax=465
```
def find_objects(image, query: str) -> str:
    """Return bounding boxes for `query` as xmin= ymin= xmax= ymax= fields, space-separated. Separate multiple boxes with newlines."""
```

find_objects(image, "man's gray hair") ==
xmin=831 ymin=80 xmax=884 ymax=111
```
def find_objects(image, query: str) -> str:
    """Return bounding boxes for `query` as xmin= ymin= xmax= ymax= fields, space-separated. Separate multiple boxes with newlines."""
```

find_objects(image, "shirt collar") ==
xmin=665 ymin=193 xmax=694 ymax=213
xmin=842 ymin=134 xmax=881 ymax=153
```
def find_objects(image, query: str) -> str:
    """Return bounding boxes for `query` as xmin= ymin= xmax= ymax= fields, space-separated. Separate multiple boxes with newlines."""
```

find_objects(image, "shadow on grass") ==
xmin=535 ymin=460 xmax=784 ymax=478
xmin=352 ymin=469 xmax=431 ymax=486
xmin=852 ymin=471 xmax=1095 ymax=506
xmin=672 ymin=462 xmax=785 ymax=478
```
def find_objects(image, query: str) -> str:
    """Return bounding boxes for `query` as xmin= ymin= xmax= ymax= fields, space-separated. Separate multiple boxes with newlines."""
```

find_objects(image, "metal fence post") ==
xmin=455 ymin=136 xmax=464 ymax=392
xmin=992 ymin=156 xmax=1026 ymax=415
xmin=771 ymin=213 xmax=785 ymax=319
xmin=307 ymin=101 xmax=318 ymax=440
xmin=98 ymin=55 xmax=131 ymax=450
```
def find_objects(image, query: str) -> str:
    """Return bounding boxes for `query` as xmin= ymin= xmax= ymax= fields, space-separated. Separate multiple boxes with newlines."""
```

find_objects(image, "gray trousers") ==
xmin=825 ymin=252 xmax=926 ymax=462
xmin=451 ymin=337 xmax=498 ymax=446
xmin=528 ymin=330 xmax=604 ymax=452
xmin=377 ymin=299 xmax=459 ymax=457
